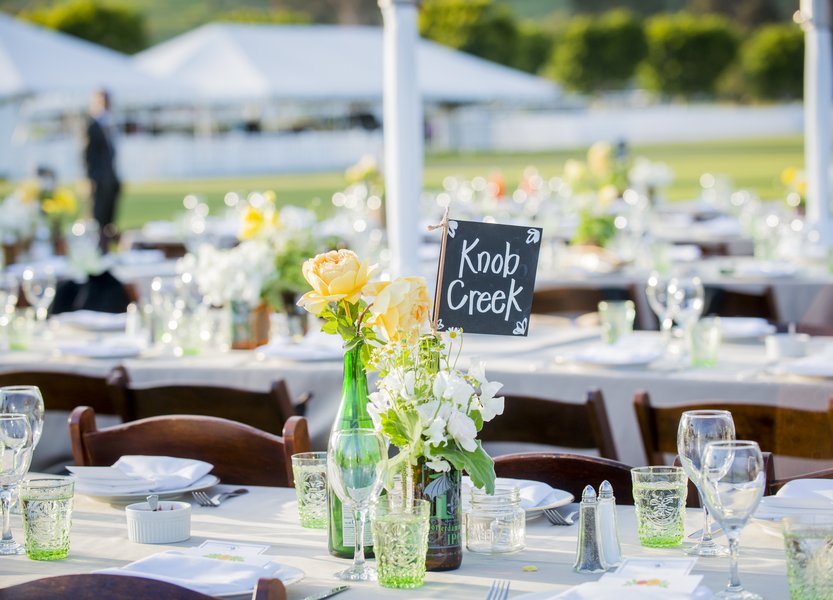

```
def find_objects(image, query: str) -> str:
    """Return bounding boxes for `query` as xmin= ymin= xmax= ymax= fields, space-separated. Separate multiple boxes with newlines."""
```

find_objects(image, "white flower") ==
xmin=447 ymin=410 xmax=477 ymax=452
xmin=423 ymin=418 xmax=446 ymax=448
xmin=424 ymin=446 xmax=451 ymax=472
xmin=416 ymin=400 xmax=441 ymax=426
xmin=467 ymin=359 xmax=486 ymax=385
xmin=433 ymin=371 xmax=474 ymax=410
xmin=479 ymin=381 xmax=505 ymax=422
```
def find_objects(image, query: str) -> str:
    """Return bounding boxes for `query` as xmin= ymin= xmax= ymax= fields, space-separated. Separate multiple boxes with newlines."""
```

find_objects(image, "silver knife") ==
xmin=302 ymin=585 xmax=350 ymax=600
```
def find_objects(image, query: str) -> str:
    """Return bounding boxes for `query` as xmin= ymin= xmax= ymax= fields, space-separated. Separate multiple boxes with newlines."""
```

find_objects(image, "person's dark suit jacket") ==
xmin=84 ymin=117 xmax=121 ymax=238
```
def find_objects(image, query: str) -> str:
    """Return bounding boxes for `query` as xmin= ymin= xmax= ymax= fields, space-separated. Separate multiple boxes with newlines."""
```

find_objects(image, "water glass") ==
xmin=20 ymin=478 xmax=74 ymax=560
xmin=0 ymin=386 xmax=45 ymax=449
xmin=783 ymin=515 xmax=833 ymax=600
xmin=598 ymin=300 xmax=636 ymax=344
xmin=291 ymin=452 xmax=328 ymax=529
xmin=9 ymin=309 xmax=34 ymax=351
xmin=371 ymin=498 xmax=430 ymax=589
xmin=689 ymin=317 xmax=722 ymax=367
xmin=631 ymin=466 xmax=687 ymax=547
xmin=465 ymin=485 xmax=525 ymax=554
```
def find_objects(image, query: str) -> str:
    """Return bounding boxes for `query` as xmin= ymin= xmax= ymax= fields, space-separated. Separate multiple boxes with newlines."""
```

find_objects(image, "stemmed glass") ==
xmin=0 ymin=386 xmax=45 ymax=450
xmin=677 ymin=410 xmax=735 ymax=556
xmin=327 ymin=428 xmax=388 ymax=581
xmin=0 ymin=273 xmax=18 ymax=317
xmin=645 ymin=271 xmax=675 ymax=341
xmin=667 ymin=275 xmax=705 ymax=346
xmin=21 ymin=268 xmax=56 ymax=327
xmin=700 ymin=440 xmax=765 ymax=600
xmin=0 ymin=414 xmax=33 ymax=554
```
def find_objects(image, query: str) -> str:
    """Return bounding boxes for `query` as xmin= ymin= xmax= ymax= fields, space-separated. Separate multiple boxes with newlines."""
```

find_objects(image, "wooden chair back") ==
xmin=0 ymin=574 xmax=286 ymax=600
xmin=531 ymin=285 xmax=637 ymax=321
xmin=494 ymin=452 xmax=635 ymax=504
xmin=634 ymin=391 xmax=833 ymax=465
xmin=703 ymin=286 xmax=777 ymax=322
xmin=480 ymin=389 xmax=618 ymax=460
xmin=69 ymin=406 xmax=309 ymax=487
xmin=0 ymin=370 xmax=121 ymax=416
xmin=132 ymin=241 xmax=189 ymax=259
xmin=107 ymin=366 xmax=297 ymax=435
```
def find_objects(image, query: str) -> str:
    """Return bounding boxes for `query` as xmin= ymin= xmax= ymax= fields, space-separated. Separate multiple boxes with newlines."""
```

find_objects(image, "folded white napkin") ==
xmin=69 ymin=456 xmax=213 ymax=494
xmin=718 ymin=317 xmax=775 ymax=339
xmin=552 ymin=583 xmax=715 ymax=600
xmin=733 ymin=260 xmax=797 ymax=279
xmin=97 ymin=552 xmax=298 ymax=596
xmin=569 ymin=338 xmax=662 ymax=366
xmin=54 ymin=310 xmax=127 ymax=332
xmin=58 ymin=337 xmax=143 ymax=359
xmin=256 ymin=331 xmax=342 ymax=361
xmin=756 ymin=479 xmax=833 ymax=519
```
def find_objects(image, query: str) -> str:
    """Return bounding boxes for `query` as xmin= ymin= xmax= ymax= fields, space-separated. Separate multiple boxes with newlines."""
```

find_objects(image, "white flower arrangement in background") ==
xmin=0 ymin=192 xmax=39 ymax=245
xmin=185 ymin=240 xmax=277 ymax=306
xmin=367 ymin=329 xmax=503 ymax=493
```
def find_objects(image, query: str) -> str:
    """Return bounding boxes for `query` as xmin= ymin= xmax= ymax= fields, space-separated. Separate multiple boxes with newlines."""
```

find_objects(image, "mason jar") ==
xmin=465 ymin=486 xmax=525 ymax=554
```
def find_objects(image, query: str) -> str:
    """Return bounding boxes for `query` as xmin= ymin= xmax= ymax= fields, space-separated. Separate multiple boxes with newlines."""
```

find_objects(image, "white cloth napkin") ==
xmin=57 ymin=336 xmax=143 ymax=359
xmin=756 ymin=479 xmax=833 ymax=519
xmin=256 ymin=331 xmax=342 ymax=361
xmin=69 ymin=456 xmax=213 ymax=495
xmin=97 ymin=552 xmax=297 ymax=596
xmin=718 ymin=317 xmax=775 ymax=339
xmin=551 ymin=583 xmax=715 ymax=600
xmin=569 ymin=338 xmax=662 ymax=366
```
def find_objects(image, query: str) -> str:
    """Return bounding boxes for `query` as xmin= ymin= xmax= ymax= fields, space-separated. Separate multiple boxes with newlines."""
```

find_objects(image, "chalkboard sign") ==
xmin=434 ymin=219 xmax=542 ymax=336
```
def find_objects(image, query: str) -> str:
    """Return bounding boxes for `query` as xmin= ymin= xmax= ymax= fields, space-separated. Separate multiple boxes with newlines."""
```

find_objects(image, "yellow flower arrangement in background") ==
xmin=781 ymin=166 xmax=806 ymax=209
xmin=41 ymin=188 xmax=78 ymax=217
xmin=238 ymin=190 xmax=280 ymax=240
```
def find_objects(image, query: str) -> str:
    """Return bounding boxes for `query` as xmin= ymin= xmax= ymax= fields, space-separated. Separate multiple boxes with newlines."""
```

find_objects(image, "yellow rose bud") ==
xmin=364 ymin=276 xmax=431 ymax=342
xmin=297 ymin=250 xmax=376 ymax=315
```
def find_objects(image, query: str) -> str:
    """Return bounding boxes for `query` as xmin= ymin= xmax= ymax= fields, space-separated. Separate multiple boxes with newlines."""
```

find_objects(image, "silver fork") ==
xmin=485 ymin=579 xmax=510 ymax=600
xmin=544 ymin=507 xmax=577 ymax=526
xmin=192 ymin=489 xmax=248 ymax=507
xmin=191 ymin=491 xmax=215 ymax=507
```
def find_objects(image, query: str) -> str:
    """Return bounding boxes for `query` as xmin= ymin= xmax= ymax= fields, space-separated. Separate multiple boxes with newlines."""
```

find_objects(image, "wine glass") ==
xmin=327 ymin=428 xmax=388 ymax=581
xmin=0 ymin=386 xmax=45 ymax=450
xmin=0 ymin=413 xmax=33 ymax=554
xmin=0 ymin=273 xmax=18 ymax=317
xmin=700 ymin=440 xmax=765 ymax=600
xmin=677 ymin=410 xmax=735 ymax=556
xmin=667 ymin=275 xmax=705 ymax=342
xmin=645 ymin=271 xmax=675 ymax=341
xmin=21 ymin=268 xmax=56 ymax=326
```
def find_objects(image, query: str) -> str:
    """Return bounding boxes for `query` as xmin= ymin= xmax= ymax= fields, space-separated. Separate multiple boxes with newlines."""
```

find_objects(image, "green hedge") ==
xmin=640 ymin=12 xmax=739 ymax=96
xmin=742 ymin=24 xmax=804 ymax=100
xmin=544 ymin=10 xmax=646 ymax=93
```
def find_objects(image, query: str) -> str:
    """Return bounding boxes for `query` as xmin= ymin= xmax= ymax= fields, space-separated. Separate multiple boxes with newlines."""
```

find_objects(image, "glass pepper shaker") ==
xmin=465 ymin=485 xmax=526 ymax=554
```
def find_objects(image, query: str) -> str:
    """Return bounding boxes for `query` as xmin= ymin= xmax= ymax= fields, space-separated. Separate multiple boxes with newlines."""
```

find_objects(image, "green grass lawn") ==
xmin=2 ymin=136 xmax=804 ymax=230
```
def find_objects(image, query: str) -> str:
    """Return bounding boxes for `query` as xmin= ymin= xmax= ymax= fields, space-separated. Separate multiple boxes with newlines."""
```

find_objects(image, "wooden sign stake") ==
xmin=427 ymin=206 xmax=450 ymax=333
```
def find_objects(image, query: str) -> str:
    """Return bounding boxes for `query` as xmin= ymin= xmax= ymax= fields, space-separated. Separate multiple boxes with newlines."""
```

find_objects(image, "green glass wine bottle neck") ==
xmin=333 ymin=340 xmax=373 ymax=431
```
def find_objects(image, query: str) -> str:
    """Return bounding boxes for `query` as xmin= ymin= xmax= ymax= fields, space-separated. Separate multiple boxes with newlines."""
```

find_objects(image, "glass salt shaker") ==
xmin=465 ymin=485 xmax=526 ymax=554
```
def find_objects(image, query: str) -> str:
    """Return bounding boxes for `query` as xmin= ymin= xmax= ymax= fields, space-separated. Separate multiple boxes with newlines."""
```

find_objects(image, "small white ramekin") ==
xmin=125 ymin=500 xmax=191 ymax=544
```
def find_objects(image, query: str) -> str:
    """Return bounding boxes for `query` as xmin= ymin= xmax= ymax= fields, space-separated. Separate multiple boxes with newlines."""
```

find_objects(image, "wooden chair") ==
xmin=69 ymin=407 xmax=309 ymax=487
xmin=772 ymin=465 xmax=833 ymax=494
xmin=480 ymin=389 xmax=618 ymax=460
xmin=0 ymin=574 xmax=286 ymax=600
xmin=132 ymin=240 xmax=189 ymax=259
xmin=634 ymin=391 xmax=833 ymax=486
xmin=703 ymin=286 xmax=778 ymax=322
xmin=0 ymin=370 xmax=122 ymax=417
xmin=107 ymin=366 xmax=310 ymax=434
xmin=494 ymin=452 xmax=635 ymax=504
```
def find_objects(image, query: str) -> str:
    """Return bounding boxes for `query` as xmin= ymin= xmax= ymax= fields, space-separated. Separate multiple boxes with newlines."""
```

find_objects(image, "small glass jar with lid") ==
xmin=465 ymin=485 xmax=525 ymax=554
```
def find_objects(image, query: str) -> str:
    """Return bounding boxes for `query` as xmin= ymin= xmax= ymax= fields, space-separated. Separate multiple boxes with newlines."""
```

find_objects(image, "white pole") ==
xmin=379 ymin=0 xmax=422 ymax=277
xmin=800 ymin=0 xmax=833 ymax=247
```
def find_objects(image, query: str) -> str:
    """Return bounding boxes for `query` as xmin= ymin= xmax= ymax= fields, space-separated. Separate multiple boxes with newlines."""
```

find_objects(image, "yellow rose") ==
xmin=587 ymin=141 xmax=612 ymax=177
xmin=297 ymin=250 xmax=375 ymax=315
xmin=364 ymin=276 xmax=431 ymax=342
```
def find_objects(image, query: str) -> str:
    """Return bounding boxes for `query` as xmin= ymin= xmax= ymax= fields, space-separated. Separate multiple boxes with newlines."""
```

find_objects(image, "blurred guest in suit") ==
xmin=83 ymin=89 xmax=121 ymax=252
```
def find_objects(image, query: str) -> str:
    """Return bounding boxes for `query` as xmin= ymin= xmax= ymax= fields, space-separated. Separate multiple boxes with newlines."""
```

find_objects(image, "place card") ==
xmin=615 ymin=556 xmax=697 ymax=575
xmin=599 ymin=573 xmax=703 ymax=594
xmin=194 ymin=540 xmax=268 ymax=560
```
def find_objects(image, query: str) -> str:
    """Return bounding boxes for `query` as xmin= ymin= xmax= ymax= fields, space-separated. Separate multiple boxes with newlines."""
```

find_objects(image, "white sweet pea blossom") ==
xmin=424 ymin=446 xmax=451 ymax=473
xmin=433 ymin=372 xmax=474 ymax=410
xmin=479 ymin=381 xmax=505 ymax=422
xmin=423 ymin=418 xmax=447 ymax=448
xmin=447 ymin=410 xmax=478 ymax=452
xmin=467 ymin=360 xmax=487 ymax=385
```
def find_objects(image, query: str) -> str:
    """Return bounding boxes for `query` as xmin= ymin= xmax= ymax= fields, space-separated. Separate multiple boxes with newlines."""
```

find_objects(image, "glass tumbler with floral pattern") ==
xmin=631 ymin=466 xmax=687 ymax=548
xmin=291 ymin=452 xmax=328 ymax=529
xmin=371 ymin=498 xmax=431 ymax=589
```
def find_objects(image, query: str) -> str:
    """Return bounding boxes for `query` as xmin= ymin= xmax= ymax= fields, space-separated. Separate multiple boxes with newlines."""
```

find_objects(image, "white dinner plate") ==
xmin=78 ymin=474 xmax=220 ymax=503
xmin=58 ymin=343 xmax=142 ymax=359
xmin=563 ymin=344 xmax=662 ymax=368
xmin=52 ymin=310 xmax=127 ymax=332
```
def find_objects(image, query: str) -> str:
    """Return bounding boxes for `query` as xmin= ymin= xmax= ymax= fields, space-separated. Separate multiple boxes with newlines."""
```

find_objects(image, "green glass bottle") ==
xmin=328 ymin=339 xmax=375 ymax=558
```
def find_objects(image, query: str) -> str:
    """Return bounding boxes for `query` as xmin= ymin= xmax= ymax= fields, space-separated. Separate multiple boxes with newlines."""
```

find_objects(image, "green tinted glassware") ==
xmin=328 ymin=340 xmax=375 ymax=558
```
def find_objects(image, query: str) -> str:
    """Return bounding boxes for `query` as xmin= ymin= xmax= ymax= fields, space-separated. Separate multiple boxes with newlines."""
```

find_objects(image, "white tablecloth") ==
xmin=0 ymin=485 xmax=791 ymax=599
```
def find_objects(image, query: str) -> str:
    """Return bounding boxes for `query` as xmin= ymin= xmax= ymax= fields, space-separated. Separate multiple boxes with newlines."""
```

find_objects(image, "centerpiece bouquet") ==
xmin=297 ymin=249 xmax=503 ymax=571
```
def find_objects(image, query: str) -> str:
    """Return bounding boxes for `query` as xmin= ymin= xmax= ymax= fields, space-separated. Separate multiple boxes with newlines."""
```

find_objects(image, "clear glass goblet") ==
xmin=327 ymin=428 xmax=388 ymax=581
xmin=21 ymin=268 xmax=56 ymax=326
xmin=667 ymin=275 xmax=705 ymax=350
xmin=678 ymin=410 xmax=735 ymax=556
xmin=0 ymin=413 xmax=33 ymax=555
xmin=700 ymin=440 xmax=765 ymax=600
xmin=0 ymin=386 xmax=45 ymax=449
xmin=646 ymin=271 xmax=675 ymax=341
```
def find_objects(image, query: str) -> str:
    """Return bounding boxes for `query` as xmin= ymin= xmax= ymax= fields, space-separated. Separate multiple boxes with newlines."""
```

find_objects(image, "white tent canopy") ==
xmin=0 ymin=12 xmax=185 ymax=105
xmin=133 ymin=23 xmax=560 ymax=105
